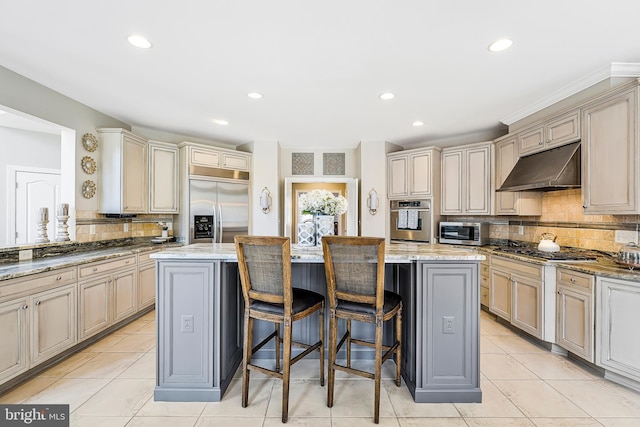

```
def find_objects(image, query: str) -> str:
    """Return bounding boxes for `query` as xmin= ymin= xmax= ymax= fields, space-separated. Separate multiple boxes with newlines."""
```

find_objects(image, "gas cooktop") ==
xmin=493 ymin=246 xmax=598 ymax=262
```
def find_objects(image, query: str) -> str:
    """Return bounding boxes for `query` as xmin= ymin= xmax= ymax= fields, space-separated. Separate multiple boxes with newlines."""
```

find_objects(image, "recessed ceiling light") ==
xmin=127 ymin=34 xmax=152 ymax=49
xmin=247 ymin=92 xmax=263 ymax=99
xmin=379 ymin=92 xmax=395 ymax=100
xmin=212 ymin=119 xmax=229 ymax=126
xmin=488 ymin=38 xmax=513 ymax=52
xmin=412 ymin=121 xmax=424 ymax=127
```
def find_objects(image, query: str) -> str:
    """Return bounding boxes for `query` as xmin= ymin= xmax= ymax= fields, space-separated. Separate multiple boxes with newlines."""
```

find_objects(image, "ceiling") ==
xmin=2 ymin=1 xmax=640 ymax=149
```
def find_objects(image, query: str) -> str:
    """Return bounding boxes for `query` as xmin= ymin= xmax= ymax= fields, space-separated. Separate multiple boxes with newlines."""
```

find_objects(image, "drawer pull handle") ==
xmin=22 ymin=305 xmax=28 ymax=310
xmin=35 ymin=301 xmax=41 ymax=306
xmin=56 ymin=276 xmax=62 ymax=281
xmin=108 ymin=279 xmax=112 ymax=283
xmin=93 ymin=267 xmax=98 ymax=272
xmin=570 ymin=278 xmax=576 ymax=283
xmin=125 ymin=260 xmax=130 ymax=264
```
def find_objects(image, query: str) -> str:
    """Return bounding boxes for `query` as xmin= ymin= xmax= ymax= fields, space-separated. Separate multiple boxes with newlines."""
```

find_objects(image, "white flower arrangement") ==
xmin=299 ymin=189 xmax=348 ymax=216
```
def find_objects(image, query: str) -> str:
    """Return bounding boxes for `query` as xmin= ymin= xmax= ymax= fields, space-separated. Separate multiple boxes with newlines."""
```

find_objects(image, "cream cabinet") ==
xmin=387 ymin=147 xmax=441 ymax=199
xmin=97 ymin=128 xmax=148 ymax=214
xmin=30 ymin=284 xmax=77 ymax=365
xmin=596 ymin=276 xmax=640 ymax=385
xmin=148 ymin=141 xmax=179 ymax=214
xmin=78 ymin=255 xmax=137 ymax=339
xmin=490 ymin=256 xmax=544 ymax=339
xmin=494 ymin=134 xmax=542 ymax=215
xmin=0 ymin=298 xmax=29 ymax=383
xmin=183 ymin=142 xmax=251 ymax=171
xmin=556 ymin=268 xmax=594 ymax=363
xmin=518 ymin=110 xmax=580 ymax=156
xmin=582 ymin=84 xmax=639 ymax=214
xmin=441 ymin=141 xmax=493 ymax=215
xmin=480 ymin=256 xmax=490 ymax=308
xmin=137 ymin=250 xmax=158 ymax=310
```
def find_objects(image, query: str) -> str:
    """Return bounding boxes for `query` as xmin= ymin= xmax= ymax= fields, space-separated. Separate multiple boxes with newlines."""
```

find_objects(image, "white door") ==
xmin=9 ymin=168 xmax=61 ymax=245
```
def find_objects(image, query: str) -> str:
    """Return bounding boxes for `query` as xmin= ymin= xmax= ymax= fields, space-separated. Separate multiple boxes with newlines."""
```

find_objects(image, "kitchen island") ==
xmin=152 ymin=242 xmax=485 ymax=403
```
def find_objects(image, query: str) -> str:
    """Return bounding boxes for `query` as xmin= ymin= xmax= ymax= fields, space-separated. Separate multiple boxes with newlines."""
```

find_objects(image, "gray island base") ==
xmin=151 ymin=243 xmax=484 ymax=404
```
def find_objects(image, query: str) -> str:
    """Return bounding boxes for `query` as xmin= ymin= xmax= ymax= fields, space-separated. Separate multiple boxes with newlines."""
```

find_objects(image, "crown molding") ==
xmin=501 ymin=62 xmax=640 ymax=125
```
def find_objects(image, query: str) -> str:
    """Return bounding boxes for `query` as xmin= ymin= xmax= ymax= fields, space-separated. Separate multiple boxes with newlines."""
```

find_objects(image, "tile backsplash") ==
xmin=488 ymin=189 xmax=639 ymax=252
xmin=75 ymin=210 xmax=173 ymax=243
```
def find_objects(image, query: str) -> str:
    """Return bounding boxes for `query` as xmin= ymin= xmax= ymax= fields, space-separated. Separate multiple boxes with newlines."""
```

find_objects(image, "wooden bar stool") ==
xmin=321 ymin=236 xmax=402 ymax=424
xmin=235 ymin=235 xmax=325 ymax=423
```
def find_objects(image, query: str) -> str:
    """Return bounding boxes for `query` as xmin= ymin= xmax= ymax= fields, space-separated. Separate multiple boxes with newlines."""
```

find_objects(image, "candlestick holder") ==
xmin=55 ymin=215 xmax=70 ymax=242
xmin=35 ymin=219 xmax=50 ymax=243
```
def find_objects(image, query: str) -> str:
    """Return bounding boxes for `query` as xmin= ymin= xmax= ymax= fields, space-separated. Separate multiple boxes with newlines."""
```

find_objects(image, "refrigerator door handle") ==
xmin=212 ymin=205 xmax=217 ymax=243
xmin=218 ymin=203 xmax=223 ymax=243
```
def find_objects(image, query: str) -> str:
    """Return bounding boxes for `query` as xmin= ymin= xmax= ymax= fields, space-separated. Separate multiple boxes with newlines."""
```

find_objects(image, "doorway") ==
xmin=291 ymin=182 xmax=347 ymax=244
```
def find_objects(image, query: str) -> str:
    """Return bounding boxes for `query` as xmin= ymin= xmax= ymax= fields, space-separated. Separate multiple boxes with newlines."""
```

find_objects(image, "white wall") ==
xmin=358 ymin=141 xmax=388 ymax=238
xmin=242 ymin=141 xmax=281 ymax=236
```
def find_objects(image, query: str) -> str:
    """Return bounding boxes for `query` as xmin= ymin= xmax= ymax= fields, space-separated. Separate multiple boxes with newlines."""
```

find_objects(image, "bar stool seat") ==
xmin=235 ymin=235 xmax=325 ymax=423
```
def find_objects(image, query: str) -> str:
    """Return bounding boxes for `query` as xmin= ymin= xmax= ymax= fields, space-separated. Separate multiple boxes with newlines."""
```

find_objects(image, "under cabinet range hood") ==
xmin=497 ymin=142 xmax=581 ymax=192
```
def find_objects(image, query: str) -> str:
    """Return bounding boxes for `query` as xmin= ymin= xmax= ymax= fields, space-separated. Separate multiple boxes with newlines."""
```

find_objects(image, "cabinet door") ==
xmin=112 ymin=269 xmax=137 ymax=324
xmin=511 ymin=274 xmax=543 ymax=339
xmin=495 ymin=136 xmax=519 ymax=214
xmin=546 ymin=111 xmax=580 ymax=149
xmin=0 ymin=298 xmax=29 ymax=383
xmin=190 ymin=146 xmax=220 ymax=167
xmin=409 ymin=151 xmax=432 ymax=197
xmin=138 ymin=262 xmax=156 ymax=309
xmin=149 ymin=143 xmax=179 ymax=214
xmin=596 ymin=277 xmax=640 ymax=381
xmin=582 ymin=89 xmax=638 ymax=213
xmin=122 ymin=135 xmax=148 ymax=213
xmin=466 ymin=145 xmax=492 ymax=214
xmin=489 ymin=269 xmax=511 ymax=321
xmin=518 ymin=126 xmax=545 ymax=156
xmin=387 ymin=155 xmax=408 ymax=198
xmin=222 ymin=152 xmax=249 ymax=171
xmin=556 ymin=285 xmax=593 ymax=362
xmin=79 ymin=277 xmax=110 ymax=339
xmin=441 ymin=150 xmax=463 ymax=214
xmin=31 ymin=284 xmax=77 ymax=365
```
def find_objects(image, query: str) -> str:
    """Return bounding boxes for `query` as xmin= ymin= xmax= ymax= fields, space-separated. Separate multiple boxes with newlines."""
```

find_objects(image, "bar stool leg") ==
xmin=396 ymin=309 xmax=402 ymax=387
xmin=242 ymin=312 xmax=253 ymax=408
xmin=282 ymin=318 xmax=293 ymax=423
xmin=374 ymin=319 xmax=383 ymax=424
xmin=346 ymin=319 xmax=352 ymax=368
xmin=275 ymin=323 xmax=281 ymax=373
xmin=327 ymin=310 xmax=337 ymax=408
xmin=319 ymin=301 xmax=325 ymax=387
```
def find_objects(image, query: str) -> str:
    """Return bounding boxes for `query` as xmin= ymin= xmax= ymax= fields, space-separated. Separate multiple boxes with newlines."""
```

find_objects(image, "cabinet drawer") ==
xmin=491 ymin=256 xmax=542 ymax=280
xmin=0 ymin=268 xmax=76 ymax=300
xmin=480 ymin=275 xmax=489 ymax=288
xmin=480 ymin=286 xmax=489 ymax=306
xmin=190 ymin=146 xmax=220 ymax=167
xmin=138 ymin=250 xmax=160 ymax=264
xmin=480 ymin=262 xmax=490 ymax=277
xmin=222 ymin=152 xmax=249 ymax=171
xmin=557 ymin=268 xmax=593 ymax=292
xmin=79 ymin=256 xmax=136 ymax=279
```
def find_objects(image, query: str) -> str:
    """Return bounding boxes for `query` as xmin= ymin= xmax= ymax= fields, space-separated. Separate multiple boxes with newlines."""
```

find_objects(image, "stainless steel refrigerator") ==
xmin=189 ymin=178 xmax=249 ymax=243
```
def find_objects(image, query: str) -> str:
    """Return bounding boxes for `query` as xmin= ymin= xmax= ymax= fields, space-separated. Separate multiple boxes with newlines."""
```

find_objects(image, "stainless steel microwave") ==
xmin=439 ymin=222 xmax=489 ymax=246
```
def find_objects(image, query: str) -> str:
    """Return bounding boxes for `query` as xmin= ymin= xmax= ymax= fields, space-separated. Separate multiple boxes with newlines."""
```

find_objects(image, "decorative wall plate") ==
xmin=82 ymin=180 xmax=96 ymax=199
xmin=81 ymin=156 xmax=96 ymax=174
xmin=82 ymin=133 xmax=98 ymax=152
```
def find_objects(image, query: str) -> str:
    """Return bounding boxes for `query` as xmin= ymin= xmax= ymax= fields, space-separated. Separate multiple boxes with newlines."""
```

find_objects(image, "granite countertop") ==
xmin=478 ymin=246 xmax=640 ymax=282
xmin=151 ymin=242 xmax=486 ymax=263
xmin=0 ymin=241 xmax=178 ymax=282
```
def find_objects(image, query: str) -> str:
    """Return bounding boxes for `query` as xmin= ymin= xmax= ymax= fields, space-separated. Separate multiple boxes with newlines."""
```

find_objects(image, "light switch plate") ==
xmin=615 ymin=230 xmax=638 ymax=244
xmin=19 ymin=249 xmax=33 ymax=261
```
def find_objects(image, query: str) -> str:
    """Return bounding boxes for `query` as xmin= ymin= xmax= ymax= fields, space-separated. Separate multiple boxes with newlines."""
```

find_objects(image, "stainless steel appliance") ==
xmin=390 ymin=200 xmax=431 ymax=243
xmin=439 ymin=222 xmax=488 ymax=246
xmin=189 ymin=172 xmax=249 ymax=243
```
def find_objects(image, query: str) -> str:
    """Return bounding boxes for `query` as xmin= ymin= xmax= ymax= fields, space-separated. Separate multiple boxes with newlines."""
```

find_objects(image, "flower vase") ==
xmin=297 ymin=221 xmax=315 ymax=246
xmin=314 ymin=215 xmax=334 ymax=246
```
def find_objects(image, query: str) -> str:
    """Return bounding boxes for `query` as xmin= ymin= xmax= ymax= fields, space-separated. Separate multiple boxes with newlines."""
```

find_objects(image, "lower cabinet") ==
xmin=112 ymin=269 xmax=137 ymax=323
xmin=480 ymin=257 xmax=490 ymax=308
xmin=30 ymin=284 xmax=77 ymax=365
xmin=137 ymin=250 xmax=158 ymax=310
xmin=489 ymin=268 xmax=511 ymax=320
xmin=596 ymin=277 xmax=640 ymax=384
xmin=0 ymin=298 xmax=29 ymax=384
xmin=556 ymin=268 xmax=594 ymax=363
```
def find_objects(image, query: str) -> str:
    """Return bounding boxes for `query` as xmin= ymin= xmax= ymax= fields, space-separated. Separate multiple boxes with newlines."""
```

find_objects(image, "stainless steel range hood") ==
xmin=496 ymin=142 xmax=581 ymax=192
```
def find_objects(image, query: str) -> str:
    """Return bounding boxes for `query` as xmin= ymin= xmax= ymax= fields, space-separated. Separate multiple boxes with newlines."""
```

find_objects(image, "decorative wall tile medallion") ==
xmin=292 ymin=153 xmax=314 ymax=175
xmin=82 ymin=133 xmax=98 ymax=152
xmin=323 ymin=153 xmax=345 ymax=175
xmin=81 ymin=156 xmax=97 ymax=174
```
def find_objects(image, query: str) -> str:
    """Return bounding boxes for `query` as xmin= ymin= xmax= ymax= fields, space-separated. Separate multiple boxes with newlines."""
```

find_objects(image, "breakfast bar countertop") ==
xmin=151 ymin=242 xmax=487 ymax=263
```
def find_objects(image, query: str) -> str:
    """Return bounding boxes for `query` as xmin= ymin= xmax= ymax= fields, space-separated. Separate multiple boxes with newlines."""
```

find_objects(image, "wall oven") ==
xmin=390 ymin=200 xmax=431 ymax=243
xmin=439 ymin=222 xmax=489 ymax=246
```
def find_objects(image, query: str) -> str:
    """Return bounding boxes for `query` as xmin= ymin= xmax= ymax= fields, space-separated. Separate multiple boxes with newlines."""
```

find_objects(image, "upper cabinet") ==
xmin=582 ymin=84 xmax=639 ymax=214
xmin=185 ymin=142 xmax=251 ymax=172
xmin=387 ymin=147 xmax=441 ymax=199
xmin=494 ymin=135 xmax=542 ymax=216
xmin=98 ymin=128 xmax=148 ymax=214
xmin=518 ymin=110 xmax=580 ymax=156
xmin=441 ymin=141 xmax=494 ymax=215
xmin=148 ymin=140 xmax=179 ymax=214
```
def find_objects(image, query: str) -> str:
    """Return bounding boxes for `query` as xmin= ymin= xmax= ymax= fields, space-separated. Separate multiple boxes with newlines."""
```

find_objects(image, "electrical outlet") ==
xmin=443 ymin=316 xmax=455 ymax=334
xmin=90 ymin=224 xmax=96 ymax=235
xmin=18 ymin=249 xmax=33 ymax=261
xmin=615 ymin=230 xmax=638 ymax=244
xmin=518 ymin=226 xmax=524 ymax=235
xmin=166 ymin=221 xmax=173 ymax=231
xmin=124 ymin=223 xmax=129 ymax=232
xmin=181 ymin=315 xmax=194 ymax=333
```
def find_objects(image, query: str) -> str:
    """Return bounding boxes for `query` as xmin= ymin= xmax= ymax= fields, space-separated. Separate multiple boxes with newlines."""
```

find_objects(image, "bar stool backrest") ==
xmin=235 ymin=236 xmax=292 ymax=310
xmin=322 ymin=236 xmax=385 ymax=311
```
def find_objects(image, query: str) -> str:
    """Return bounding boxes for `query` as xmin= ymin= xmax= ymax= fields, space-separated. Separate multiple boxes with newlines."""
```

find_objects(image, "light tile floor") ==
xmin=2 ymin=309 xmax=640 ymax=426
